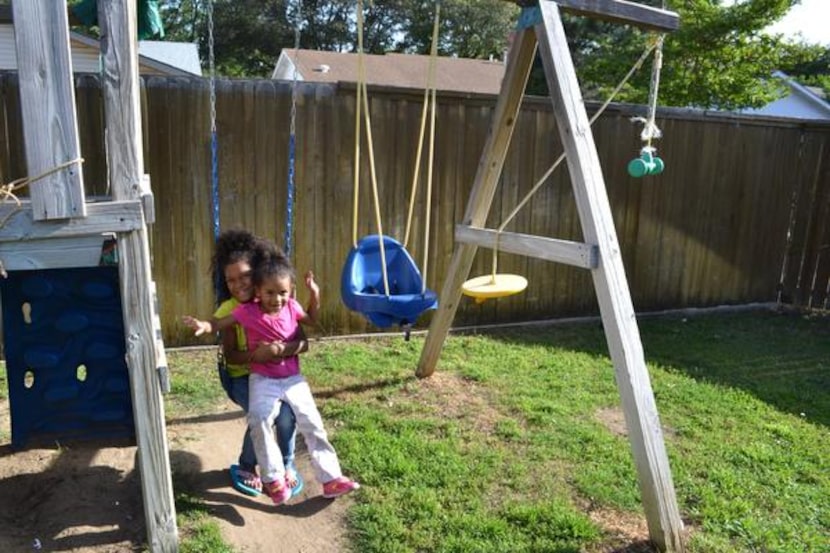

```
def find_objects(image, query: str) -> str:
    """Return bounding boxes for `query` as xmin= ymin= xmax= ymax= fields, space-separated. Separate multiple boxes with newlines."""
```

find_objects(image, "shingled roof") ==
xmin=273 ymin=49 xmax=505 ymax=95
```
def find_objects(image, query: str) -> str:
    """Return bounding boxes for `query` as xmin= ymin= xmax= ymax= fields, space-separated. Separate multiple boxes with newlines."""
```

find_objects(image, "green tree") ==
xmin=72 ymin=0 xmax=828 ymax=110
xmin=779 ymin=41 xmax=830 ymax=98
xmin=396 ymin=0 xmax=518 ymax=58
xmin=560 ymin=0 xmax=821 ymax=110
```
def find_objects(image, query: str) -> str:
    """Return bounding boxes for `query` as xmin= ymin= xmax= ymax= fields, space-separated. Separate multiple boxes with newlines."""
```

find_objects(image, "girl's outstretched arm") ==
xmin=182 ymin=314 xmax=235 ymax=336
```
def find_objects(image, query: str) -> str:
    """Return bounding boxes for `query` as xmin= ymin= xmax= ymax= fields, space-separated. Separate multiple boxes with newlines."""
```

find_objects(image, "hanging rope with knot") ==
xmin=0 ymin=157 xmax=84 ymax=226
xmin=0 ymin=157 xmax=84 ymax=277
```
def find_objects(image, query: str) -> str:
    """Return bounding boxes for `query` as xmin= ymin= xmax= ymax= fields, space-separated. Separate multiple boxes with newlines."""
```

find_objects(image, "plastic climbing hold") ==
xmin=628 ymin=147 xmax=665 ymax=178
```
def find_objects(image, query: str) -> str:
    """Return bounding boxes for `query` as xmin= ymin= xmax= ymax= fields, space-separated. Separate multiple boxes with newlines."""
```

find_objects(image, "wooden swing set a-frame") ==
xmin=417 ymin=1 xmax=684 ymax=551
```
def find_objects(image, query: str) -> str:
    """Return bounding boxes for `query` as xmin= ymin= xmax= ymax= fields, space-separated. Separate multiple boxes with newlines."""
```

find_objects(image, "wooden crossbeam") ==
xmin=455 ymin=225 xmax=598 ymax=269
xmin=509 ymin=0 xmax=679 ymax=32
xmin=0 ymin=201 xmax=144 ymax=242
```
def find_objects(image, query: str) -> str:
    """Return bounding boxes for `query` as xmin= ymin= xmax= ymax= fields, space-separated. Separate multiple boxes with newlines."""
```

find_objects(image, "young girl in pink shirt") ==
xmin=184 ymin=243 xmax=359 ymax=505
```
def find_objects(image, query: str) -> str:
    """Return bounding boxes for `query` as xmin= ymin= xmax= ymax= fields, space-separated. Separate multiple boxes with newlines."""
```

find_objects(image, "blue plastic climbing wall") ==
xmin=1 ymin=266 xmax=135 ymax=448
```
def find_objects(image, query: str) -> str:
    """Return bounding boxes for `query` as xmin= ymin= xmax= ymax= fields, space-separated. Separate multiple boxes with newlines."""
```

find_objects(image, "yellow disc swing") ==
xmin=461 ymin=229 xmax=527 ymax=304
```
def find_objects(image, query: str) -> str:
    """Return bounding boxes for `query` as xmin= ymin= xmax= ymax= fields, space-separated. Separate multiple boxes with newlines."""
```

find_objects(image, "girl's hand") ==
xmin=305 ymin=270 xmax=320 ymax=297
xmin=250 ymin=341 xmax=286 ymax=363
xmin=182 ymin=315 xmax=211 ymax=336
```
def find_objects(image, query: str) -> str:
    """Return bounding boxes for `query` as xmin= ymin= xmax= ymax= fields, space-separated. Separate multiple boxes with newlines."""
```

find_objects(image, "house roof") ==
xmin=774 ymin=71 xmax=830 ymax=112
xmin=273 ymin=49 xmax=505 ymax=95
xmin=740 ymin=71 xmax=830 ymax=121
xmin=138 ymin=41 xmax=201 ymax=76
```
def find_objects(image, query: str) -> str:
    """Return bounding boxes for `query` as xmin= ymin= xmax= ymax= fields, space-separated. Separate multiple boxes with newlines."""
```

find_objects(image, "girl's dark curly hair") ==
xmin=251 ymin=239 xmax=294 ymax=287
xmin=211 ymin=228 xmax=286 ymax=302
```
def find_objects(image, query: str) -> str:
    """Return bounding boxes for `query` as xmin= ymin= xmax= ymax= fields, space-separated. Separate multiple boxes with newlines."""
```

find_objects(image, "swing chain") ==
xmin=207 ymin=0 xmax=216 ymax=136
xmin=289 ymin=0 xmax=302 ymax=139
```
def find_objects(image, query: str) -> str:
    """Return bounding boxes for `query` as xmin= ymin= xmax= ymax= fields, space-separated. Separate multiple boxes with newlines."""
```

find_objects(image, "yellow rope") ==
xmin=351 ymin=9 xmax=364 ymax=247
xmin=404 ymin=2 xmax=441 ymax=252
xmin=353 ymin=0 xmax=390 ymax=296
xmin=421 ymin=3 xmax=441 ymax=293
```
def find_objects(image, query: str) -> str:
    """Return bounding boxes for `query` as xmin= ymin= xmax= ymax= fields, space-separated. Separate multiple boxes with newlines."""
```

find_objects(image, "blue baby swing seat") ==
xmin=341 ymin=235 xmax=438 ymax=329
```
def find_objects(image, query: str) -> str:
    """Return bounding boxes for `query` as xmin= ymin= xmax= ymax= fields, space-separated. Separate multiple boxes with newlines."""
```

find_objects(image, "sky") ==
xmin=763 ymin=0 xmax=829 ymax=45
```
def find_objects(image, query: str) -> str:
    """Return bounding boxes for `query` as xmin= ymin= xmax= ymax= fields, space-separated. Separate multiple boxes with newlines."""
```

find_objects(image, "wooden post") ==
xmin=98 ymin=1 xmax=178 ymax=551
xmin=11 ymin=0 xmax=85 ymax=221
xmin=416 ymin=27 xmax=538 ymax=377
xmin=540 ymin=2 xmax=684 ymax=550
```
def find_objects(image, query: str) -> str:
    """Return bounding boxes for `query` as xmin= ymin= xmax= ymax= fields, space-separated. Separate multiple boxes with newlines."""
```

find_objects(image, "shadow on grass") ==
xmin=314 ymin=375 xmax=414 ymax=399
xmin=607 ymin=541 xmax=656 ymax=553
xmin=468 ymin=308 xmax=830 ymax=427
xmin=167 ymin=409 xmax=246 ymax=427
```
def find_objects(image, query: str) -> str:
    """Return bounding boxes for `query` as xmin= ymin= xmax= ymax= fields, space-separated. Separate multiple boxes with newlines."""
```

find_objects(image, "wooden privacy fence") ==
xmin=0 ymin=73 xmax=827 ymax=346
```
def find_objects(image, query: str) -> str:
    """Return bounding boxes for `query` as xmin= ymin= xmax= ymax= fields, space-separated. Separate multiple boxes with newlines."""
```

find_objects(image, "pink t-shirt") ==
xmin=232 ymin=298 xmax=306 ymax=378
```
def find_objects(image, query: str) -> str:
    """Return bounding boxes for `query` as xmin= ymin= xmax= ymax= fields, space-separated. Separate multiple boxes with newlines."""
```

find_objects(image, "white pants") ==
xmin=248 ymin=373 xmax=343 ymax=484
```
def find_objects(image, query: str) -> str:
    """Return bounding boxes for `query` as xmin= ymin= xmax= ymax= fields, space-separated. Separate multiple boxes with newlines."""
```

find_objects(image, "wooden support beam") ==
xmin=416 ymin=27 xmax=538 ymax=378
xmin=0 ymin=201 xmax=144 ymax=242
xmin=535 ymin=2 xmax=684 ymax=550
xmin=455 ymin=225 xmax=598 ymax=269
xmin=11 ymin=0 xmax=86 ymax=220
xmin=98 ymin=1 xmax=178 ymax=551
xmin=554 ymin=0 xmax=677 ymax=31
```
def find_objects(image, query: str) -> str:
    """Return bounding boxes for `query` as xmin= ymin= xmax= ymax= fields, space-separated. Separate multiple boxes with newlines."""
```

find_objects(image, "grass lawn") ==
xmin=164 ymin=309 xmax=829 ymax=551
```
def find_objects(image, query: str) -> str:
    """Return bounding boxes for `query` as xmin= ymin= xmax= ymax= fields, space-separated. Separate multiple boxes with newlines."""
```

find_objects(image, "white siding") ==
xmin=71 ymin=41 xmax=102 ymax=73
xmin=0 ymin=24 xmax=197 ymax=75
xmin=0 ymin=25 xmax=17 ymax=69
xmin=1 ymin=24 xmax=100 ymax=72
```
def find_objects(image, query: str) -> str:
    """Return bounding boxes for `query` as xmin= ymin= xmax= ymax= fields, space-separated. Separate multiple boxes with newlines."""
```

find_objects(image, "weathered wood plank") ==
xmin=549 ymin=0 xmax=678 ymax=32
xmin=416 ymin=27 xmax=538 ymax=377
xmin=97 ymin=1 xmax=178 ymax=551
xmin=508 ymin=0 xmax=678 ymax=32
xmin=0 ymin=201 xmax=144 ymax=241
xmin=535 ymin=2 xmax=684 ymax=550
xmin=455 ymin=225 xmax=597 ymax=269
xmin=11 ymin=0 xmax=86 ymax=220
xmin=0 ymin=235 xmax=106 ymax=270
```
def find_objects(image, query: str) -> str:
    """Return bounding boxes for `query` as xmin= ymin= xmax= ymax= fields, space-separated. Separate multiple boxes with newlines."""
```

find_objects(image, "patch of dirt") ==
xmin=0 ymin=396 xmax=351 ymax=552
xmin=400 ymin=370 xmax=502 ymax=434
xmin=584 ymin=505 xmax=653 ymax=552
xmin=595 ymin=406 xmax=628 ymax=437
